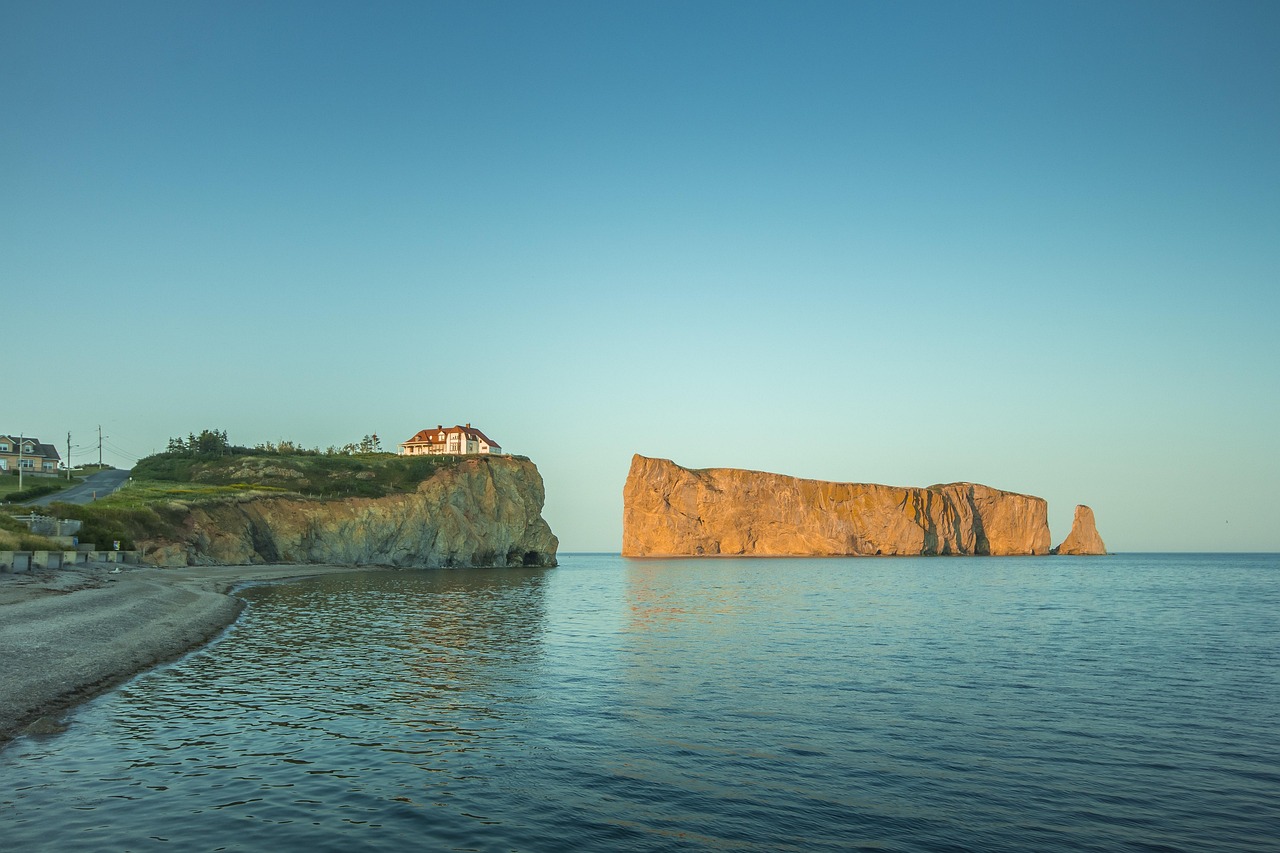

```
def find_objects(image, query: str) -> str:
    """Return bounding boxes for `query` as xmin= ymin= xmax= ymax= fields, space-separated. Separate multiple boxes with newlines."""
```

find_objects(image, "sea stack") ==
xmin=1052 ymin=505 xmax=1107 ymax=555
xmin=622 ymin=455 xmax=1052 ymax=557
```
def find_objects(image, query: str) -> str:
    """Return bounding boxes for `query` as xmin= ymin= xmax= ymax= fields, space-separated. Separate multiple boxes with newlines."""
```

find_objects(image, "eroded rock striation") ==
xmin=622 ymin=455 xmax=1051 ymax=557
xmin=1051 ymin=505 xmax=1107 ymax=555
xmin=142 ymin=455 xmax=558 ymax=568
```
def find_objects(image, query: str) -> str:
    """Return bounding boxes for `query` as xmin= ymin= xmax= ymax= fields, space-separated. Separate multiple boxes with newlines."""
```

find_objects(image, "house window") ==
xmin=20 ymin=459 xmax=34 ymax=468
xmin=0 ymin=443 xmax=9 ymax=452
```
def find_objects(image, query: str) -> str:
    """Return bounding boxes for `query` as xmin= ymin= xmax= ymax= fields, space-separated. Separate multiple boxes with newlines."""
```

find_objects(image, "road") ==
xmin=28 ymin=468 xmax=132 ymax=507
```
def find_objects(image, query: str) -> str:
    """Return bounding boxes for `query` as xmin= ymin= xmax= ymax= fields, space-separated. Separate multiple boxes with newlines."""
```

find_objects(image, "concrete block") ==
xmin=33 ymin=550 xmax=63 ymax=570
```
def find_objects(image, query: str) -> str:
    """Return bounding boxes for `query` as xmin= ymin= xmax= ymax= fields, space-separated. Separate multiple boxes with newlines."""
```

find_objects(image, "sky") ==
xmin=3 ymin=1 xmax=1278 ymax=552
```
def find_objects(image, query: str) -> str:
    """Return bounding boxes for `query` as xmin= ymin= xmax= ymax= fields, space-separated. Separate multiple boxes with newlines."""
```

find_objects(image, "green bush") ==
xmin=5 ymin=483 xmax=65 ymax=503
xmin=131 ymin=454 xmax=202 ymax=482
xmin=0 ymin=514 xmax=30 ymax=534
xmin=50 ymin=502 xmax=188 ymax=551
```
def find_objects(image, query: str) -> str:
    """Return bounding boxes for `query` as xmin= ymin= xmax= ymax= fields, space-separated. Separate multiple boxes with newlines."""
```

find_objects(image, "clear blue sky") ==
xmin=4 ymin=1 xmax=1277 ymax=552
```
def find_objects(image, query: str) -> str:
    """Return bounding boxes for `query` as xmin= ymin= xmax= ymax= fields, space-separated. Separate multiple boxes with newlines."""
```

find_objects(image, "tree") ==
xmin=166 ymin=429 xmax=231 ymax=456
xmin=193 ymin=429 xmax=230 ymax=455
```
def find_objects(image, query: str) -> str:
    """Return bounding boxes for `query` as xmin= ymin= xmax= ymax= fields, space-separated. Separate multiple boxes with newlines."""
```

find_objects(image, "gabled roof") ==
xmin=400 ymin=424 xmax=500 ymax=449
xmin=0 ymin=435 xmax=60 ymax=459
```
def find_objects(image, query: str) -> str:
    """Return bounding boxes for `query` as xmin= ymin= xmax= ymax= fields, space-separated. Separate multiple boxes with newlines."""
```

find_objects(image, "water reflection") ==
xmin=624 ymin=558 xmax=763 ymax=633
xmin=3 ymin=556 xmax=1277 ymax=852
xmin=20 ymin=568 xmax=556 ymax=846
xmin=237 ymin=568 xmax=550 ymax=733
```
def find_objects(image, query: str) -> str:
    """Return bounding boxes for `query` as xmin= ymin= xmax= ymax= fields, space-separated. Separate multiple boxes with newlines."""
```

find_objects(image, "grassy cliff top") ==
xmin=128 ymin=450 xmax=466 ymax=502
xmin=37 ymin=451 xmax=505 ymax=551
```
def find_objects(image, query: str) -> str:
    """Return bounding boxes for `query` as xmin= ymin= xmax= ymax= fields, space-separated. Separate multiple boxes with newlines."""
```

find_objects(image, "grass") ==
xmin=0 ymin=514 xmax=67 ymax=551
xmin=49 ymin=501 xmax=192 ymax=551
xmin=95 ymin=480 xmax=290 ymax=509
xmin=33 ymin=450 xmax=472 ymax=550
xmin=131 ymin=451 xmax=462 ymax=499
xmin=0 ymin=473 xmax=82 ymax=502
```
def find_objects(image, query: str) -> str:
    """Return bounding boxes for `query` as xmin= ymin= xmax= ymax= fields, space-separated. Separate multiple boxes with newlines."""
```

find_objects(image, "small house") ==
xmin=0 ymin=435 xmax=61 ymax=473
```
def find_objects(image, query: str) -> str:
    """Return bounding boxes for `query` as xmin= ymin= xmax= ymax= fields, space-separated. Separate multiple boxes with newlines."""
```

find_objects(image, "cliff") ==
xmin=622 ymin=455 xmax=1051 ymax=557
xmin=1052 ymin=505 xmax=1107 ymax=555
xmin=142 ymin=455 xmax=558 ymax=568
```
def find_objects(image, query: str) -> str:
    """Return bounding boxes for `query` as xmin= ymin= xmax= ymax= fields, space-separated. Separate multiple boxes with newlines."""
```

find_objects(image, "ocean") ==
xmin=2 ymin=553 xmax=1277 ymax=851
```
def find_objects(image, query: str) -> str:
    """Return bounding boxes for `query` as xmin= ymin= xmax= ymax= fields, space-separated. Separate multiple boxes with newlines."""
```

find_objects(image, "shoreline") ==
xmin=0 ymin=563 xmax=366 ymax=745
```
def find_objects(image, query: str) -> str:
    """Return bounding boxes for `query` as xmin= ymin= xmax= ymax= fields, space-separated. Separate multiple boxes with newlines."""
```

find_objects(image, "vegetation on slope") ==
xmin=131 ymin=450 xmax=460 ymax=499
xmin=132 ymin=427 xmax=462 ymax=498
xmin=0 ymin=514 xmax=66 ymax=551
xmin=2 ymin=429 xmax=482 ymax=552
xmin=0 ymin=472 xmax=84 ymax=504
xmin=47 ymin=503 xmax=189 ymax=552
xmin=39 ymin=428 xmax=468 ymax=550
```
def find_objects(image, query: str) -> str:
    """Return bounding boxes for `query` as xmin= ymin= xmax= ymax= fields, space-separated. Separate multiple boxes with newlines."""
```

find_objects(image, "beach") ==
xmin=0 ymin=563 xmax=361 ymax=743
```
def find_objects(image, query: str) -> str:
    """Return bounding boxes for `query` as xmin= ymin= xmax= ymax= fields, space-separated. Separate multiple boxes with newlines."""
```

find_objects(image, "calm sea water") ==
xmin=2 ymin=553 xmax=1278 ymax=852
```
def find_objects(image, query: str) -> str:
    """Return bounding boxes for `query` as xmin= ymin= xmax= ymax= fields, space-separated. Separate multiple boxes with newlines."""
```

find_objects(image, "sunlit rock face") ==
xmin=1052 ymin=505 xmax=1107 ymax=555
xmin=142 ymin=456 xmax=558 ymax=568
xmin=622 ymin=455 xmax=1051 ymax=557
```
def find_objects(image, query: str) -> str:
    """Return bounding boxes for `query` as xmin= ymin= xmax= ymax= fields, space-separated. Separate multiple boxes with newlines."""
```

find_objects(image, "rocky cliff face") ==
xmin=622 ymin=455 xmax=1051 ymax=557
xmin=1052 ymin=505 xmax=1107 ymax=555
xmin=143 ymin=456 xmax=558 ymax=568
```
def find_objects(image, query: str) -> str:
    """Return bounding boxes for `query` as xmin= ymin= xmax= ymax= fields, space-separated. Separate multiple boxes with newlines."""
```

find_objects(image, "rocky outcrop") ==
xmin=622 ymin=455 xmax=1051 ymax=557
xmin=1052 ymin=505 xmax=1107 ymax=555
xmin=141 ymin=455 xmax=557 ymax=568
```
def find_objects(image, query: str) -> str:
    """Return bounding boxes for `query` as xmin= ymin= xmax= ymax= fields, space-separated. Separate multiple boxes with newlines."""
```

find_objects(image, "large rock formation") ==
xmin=622 ymin=455 xmax=1051 ymax=557
xmin=1051 ymin=505 xmax=1107 ymax=555
xmin=142 ymin=455 xmax=557 ymax=568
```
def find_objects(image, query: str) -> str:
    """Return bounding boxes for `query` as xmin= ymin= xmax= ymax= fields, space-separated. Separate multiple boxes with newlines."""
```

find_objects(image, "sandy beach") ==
xmin=0 ymin=563 xmax=363 ymax=743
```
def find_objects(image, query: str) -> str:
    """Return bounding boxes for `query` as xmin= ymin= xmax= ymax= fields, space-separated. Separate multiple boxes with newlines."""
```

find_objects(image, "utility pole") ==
xmin=98 ymin=425 xmax=103 ymax=466
xmin=17 ymin=433 xmax=23 ymax=491
xmin=67 ymin=431 xmax=72 ymax=480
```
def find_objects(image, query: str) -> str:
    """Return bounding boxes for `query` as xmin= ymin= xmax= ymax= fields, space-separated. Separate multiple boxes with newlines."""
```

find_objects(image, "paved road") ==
xmin=28 ymin=468 xmax=132 ymax=507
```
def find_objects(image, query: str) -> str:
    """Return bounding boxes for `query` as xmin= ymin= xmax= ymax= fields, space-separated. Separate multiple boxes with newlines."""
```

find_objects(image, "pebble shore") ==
xmin=0 ymin=563 xmax=361 ymax=743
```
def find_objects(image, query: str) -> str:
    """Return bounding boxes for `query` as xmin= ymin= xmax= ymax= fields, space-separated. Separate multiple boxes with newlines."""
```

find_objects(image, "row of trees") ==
xmin=164 ymin=429 xmax=384 ymax=457
xmin=166 ymin=429 xmax=236 ymax=456
xmin=257 ymin=434 xmax=383 ymax=455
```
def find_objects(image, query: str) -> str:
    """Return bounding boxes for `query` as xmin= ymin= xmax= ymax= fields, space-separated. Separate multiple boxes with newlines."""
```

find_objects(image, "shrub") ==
xmin=5 ymin=483 xmax=65 ymax=503
xmin=50 ymin=503 xmax=188 ymax=552
xmin=131 ymin=454 xmax=202 ymax=482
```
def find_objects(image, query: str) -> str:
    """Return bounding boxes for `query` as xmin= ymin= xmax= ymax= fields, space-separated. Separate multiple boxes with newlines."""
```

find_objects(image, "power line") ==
xmin=104 ymin=438 xmax=144 ymax=459
xmin=100 ymin=445 xmax=138 ymax=466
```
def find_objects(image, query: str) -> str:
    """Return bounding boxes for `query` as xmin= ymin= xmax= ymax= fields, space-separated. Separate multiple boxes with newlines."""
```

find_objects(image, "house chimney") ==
xmin=437 ymin=425 xmax=442 ymax=430
xmin=466 ymin=423 xmax=470 ymax=428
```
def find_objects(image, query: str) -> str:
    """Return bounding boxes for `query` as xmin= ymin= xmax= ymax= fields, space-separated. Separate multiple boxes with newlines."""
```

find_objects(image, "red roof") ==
xmin=400 ymin=424 xmax=500 ymax=449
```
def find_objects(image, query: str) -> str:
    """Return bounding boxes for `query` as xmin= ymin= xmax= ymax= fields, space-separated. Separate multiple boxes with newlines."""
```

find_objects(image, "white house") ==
xmin=399 ymin=424 xmax=502 ymax=456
